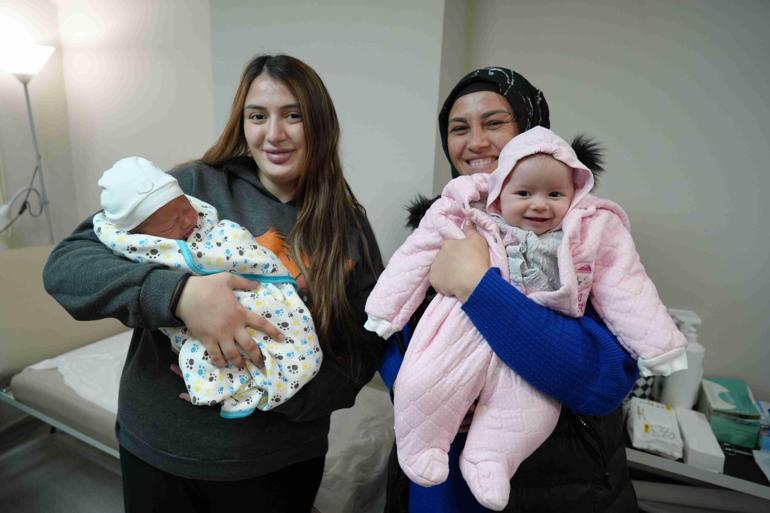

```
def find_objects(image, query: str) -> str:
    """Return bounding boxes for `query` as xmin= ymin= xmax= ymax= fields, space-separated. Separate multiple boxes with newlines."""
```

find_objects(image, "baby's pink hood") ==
xmin=486 ymin=126 xmax=594 ymax=215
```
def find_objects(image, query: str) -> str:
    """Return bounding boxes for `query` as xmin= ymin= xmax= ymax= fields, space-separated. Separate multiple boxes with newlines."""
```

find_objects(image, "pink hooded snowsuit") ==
xmin=364 ymin=127 xmax=687 ymax=511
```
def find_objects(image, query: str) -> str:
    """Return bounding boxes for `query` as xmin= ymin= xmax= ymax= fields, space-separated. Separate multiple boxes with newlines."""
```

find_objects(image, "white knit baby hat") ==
xmin=98 ymin=156 xmax=184 ymax=231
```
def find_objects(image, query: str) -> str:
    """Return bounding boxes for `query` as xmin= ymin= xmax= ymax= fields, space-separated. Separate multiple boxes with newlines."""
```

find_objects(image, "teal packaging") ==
xmin=696 ymin=378 xmax=760 ymax=449
xmin=758 ymin=400 xmax=770 ymax=451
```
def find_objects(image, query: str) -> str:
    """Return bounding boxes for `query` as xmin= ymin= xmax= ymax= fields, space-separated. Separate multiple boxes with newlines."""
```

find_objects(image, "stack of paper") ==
xmin=676 ymin=408 xmax=724 ymax=473
xmin=626 ymin=397 xmax=683 ymax=460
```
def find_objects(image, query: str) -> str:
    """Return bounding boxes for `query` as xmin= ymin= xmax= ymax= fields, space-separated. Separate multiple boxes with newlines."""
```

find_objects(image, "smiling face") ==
xmin=447 ymin=91 xmax=519 ymax=176
xmin=243 ymin=73 xmax=307 ymax=202
xmin=499 ymin=154 xmax=575 ymax=235
xmin=131 ymin=195 xmax=198 ymax=240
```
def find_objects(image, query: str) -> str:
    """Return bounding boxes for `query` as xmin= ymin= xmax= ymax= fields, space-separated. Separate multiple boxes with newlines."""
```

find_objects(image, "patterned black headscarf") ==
xmin=439 ymin=67 xmax=550 ymax=177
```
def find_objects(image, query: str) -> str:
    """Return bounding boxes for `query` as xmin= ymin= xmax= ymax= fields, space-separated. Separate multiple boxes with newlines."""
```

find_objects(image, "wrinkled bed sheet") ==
xmin=29 ymin=330 xmax=131 ymax=414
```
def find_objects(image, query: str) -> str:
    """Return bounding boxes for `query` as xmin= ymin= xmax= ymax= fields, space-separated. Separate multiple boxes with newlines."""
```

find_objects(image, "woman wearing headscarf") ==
xmin=380 ymin=67 xmax=639 ymax=512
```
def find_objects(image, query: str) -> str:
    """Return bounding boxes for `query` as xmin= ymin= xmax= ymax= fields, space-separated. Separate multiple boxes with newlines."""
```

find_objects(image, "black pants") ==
xmin=120 ymin=446 xmax=325 ymax=513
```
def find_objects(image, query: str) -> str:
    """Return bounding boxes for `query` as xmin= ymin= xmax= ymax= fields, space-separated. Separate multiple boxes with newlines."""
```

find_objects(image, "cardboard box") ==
xmin=676 ymin=408 xmax=725 ymax=473
xmin=697 ymin=378 xmax=761 ymax=449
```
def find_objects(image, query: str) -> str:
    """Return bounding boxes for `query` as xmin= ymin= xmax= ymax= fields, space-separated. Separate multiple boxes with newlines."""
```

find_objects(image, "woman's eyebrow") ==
xmin=480 ymin=109 xmax=512 ymax=119
xmin=243 ymin=103 xmax=300 ymax=110
xmin=449 ymin=109 xmax=512 ymax=124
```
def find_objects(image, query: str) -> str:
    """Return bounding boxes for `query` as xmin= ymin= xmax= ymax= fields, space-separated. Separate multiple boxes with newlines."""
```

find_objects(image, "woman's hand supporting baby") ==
xmin=429 ymin=225 xmax=490 ymax=303
xmin=175 ymin=273 xmax=285 ymax=369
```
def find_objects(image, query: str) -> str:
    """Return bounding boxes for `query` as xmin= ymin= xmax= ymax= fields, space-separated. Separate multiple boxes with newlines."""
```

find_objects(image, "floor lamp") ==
xmin=0 ymin=44 xmax=56 ymax=244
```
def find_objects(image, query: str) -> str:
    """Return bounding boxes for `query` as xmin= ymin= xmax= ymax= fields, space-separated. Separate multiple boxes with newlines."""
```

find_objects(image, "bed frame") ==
xmin=0 ymin=245 xmax=124 ymax=456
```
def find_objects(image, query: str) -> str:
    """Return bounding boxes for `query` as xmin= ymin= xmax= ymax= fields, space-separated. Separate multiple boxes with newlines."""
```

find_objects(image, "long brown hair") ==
xmin=202 ymin=55 xmax=375 ymax=365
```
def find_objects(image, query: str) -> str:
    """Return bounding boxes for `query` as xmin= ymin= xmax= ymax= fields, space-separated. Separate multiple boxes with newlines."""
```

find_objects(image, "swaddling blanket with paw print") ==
xmin=93 ymin=195 xmax=321 ymax=419
xmin=364 ymin=170 xmax=687 ymax=510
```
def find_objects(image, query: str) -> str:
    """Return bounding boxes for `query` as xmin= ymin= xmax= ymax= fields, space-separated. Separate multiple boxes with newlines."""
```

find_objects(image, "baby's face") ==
xmin=499 ymin=154 xmax=575 ymax=235
xmin=131 ymin=196 xmax=198 ymax=240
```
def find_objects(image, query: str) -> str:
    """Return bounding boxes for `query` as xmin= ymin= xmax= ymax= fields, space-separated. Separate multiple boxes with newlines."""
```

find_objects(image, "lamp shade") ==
xmin=0 ymin=44 xmax=55 ymax=78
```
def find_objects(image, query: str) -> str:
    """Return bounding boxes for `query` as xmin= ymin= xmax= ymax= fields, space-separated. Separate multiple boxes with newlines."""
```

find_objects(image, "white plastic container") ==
xmin=661 ymin=309 xmax=704 ymax=409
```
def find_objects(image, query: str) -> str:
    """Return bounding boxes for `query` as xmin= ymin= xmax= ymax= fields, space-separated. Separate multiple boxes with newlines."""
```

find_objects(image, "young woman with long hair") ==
xmin=44 ymin=54 xmax=383 ymax=512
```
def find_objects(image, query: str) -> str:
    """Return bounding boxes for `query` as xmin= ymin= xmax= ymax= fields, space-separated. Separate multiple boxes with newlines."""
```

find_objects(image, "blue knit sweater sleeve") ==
xmin=461 ymin=268 xmax=639 ymax=416
xmin=379 ymin=333 xmax=403 ymax=393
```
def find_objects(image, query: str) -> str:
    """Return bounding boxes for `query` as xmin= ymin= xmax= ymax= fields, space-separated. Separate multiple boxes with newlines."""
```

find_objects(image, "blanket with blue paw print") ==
xmin=93 ymin=195 xmax=321 ymax=418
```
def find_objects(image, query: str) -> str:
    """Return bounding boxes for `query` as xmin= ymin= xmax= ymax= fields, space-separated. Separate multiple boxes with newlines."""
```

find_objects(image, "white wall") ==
xmin=432 ymin=0 xmax=471 ymax=194
xmin=0 ymin=0 xmax=77 ymax=247
xmin=209 ymin=0 xmax=446 ymax=260
xmin=4 ymin=0 xmax=764 ymax=400
xmin=53 ymin=0 xmax=214 ymax=222
xmin=468 ymin=0 xmax=770 ymax=398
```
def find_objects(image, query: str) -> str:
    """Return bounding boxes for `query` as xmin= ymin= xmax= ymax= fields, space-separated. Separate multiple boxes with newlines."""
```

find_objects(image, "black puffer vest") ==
xmin=385 ymin=405 xmax=637 ymax=512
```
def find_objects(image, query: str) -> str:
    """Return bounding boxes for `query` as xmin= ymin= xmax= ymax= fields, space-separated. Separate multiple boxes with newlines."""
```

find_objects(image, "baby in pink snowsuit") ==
xmin=364 ymin=126 xmax=688 ymax=511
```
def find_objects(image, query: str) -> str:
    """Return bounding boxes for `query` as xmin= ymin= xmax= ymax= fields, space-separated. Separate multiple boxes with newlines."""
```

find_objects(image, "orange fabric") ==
xmin=255 ymin=229 xmax=309 ymax=289
xmin=255 ymin=228 xmax=356 ymax=291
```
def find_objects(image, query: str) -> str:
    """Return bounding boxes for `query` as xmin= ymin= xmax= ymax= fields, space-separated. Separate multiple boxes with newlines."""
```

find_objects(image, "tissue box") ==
xmin=626 ymin=397 xmax=683 ymax=460
xmin=676 ymin=408 xmax=724 ymax=473
xmin=697 ymin=378 xmax=761 ymax=449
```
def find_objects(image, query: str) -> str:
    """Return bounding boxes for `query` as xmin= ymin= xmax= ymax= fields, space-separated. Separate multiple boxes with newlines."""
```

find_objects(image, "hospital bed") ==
xmin=0 ymin=245 xmax=394 ymax=513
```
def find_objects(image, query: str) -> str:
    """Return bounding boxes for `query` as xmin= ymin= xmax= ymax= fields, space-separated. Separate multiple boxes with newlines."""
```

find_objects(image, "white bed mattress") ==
xmin=29 ymin=330 xmax=132 ymax=414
